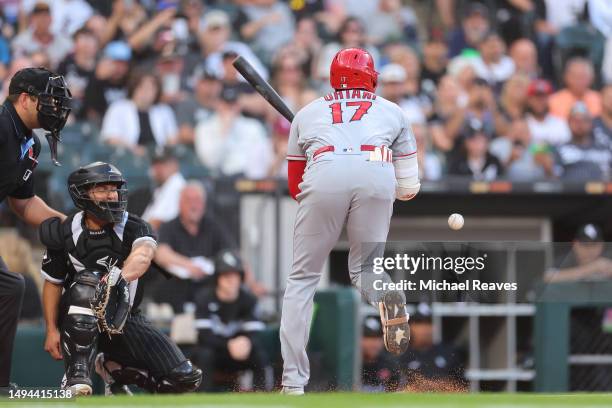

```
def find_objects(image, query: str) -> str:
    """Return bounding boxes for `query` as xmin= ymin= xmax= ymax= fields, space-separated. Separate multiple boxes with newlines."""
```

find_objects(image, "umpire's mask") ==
xmin=8 ymin=67 xmax=72 ymax=166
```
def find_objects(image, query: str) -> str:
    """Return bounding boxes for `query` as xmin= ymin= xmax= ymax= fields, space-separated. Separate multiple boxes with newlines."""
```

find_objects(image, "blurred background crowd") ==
xmin=3 ymin=0 xmax=612 ymax=393
xmin=0 ymin=0 xmax=610 ymax=185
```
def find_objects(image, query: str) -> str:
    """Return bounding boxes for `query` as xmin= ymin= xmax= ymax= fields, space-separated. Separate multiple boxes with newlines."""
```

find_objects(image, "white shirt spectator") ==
xmin=11 ymin=30 xmax=73 ymax=69
xmin=204 ymin=41 xmax=269 ymax=82
xmin=142 ymin=172 xmax=186 ymax=225
xmin=21 ymin=0 xmax=93 ymax=35
xmin=541 ymin=0 xmax=587 ymax=30
xmin=471 ymin=56 xmax=515 ymax=84
xmin=527 ymin=114 xmax=572 ymax=146
xmin=194 ymin=115 xmax=272 ymax=178
xmin=101 ymin=99 xmax=178 ymax=148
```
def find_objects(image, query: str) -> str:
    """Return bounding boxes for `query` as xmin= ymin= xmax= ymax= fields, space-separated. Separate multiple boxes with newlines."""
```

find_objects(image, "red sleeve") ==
xmin=287 ymin=160 xmax=306 ymax=201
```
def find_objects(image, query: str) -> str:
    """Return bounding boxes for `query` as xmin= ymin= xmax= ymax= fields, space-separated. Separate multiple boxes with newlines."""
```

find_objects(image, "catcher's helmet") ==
xmin=68 ymin=162 xmax=128 ymax=224
xmin=214 ymin=249 xmax=245 ymax=281
xmin=330 ymin=48 xmax=378 ymax=92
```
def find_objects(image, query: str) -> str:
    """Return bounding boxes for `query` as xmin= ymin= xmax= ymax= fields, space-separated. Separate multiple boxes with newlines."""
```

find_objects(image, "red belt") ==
xmin=313 ymin=144 xmax=379 ymax=160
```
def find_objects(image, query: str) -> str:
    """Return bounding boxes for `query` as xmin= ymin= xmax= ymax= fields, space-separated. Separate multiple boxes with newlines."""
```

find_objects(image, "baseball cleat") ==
xmin=379 ymin=290 xmax=410 ymax=355
xmin=68 ymin=383 xmax=93 ymax=396
xmin=280 ymin=386 xmax=305 ymax=395
xmin=94 ymin=353 xmax=133 ymax=396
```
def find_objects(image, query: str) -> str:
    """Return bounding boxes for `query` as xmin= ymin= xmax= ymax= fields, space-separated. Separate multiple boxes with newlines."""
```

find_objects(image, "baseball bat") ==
xmin=232 ymin=56 xmax=295 ymax=122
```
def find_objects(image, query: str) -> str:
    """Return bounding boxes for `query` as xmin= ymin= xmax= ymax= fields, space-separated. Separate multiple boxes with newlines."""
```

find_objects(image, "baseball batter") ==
xmin=280 ymin=48 xmax=420 ymax=395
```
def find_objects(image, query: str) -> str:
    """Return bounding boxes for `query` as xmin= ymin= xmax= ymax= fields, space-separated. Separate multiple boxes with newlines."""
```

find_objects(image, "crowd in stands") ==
xmin=0 ymin=0 xmax=609 ymax=184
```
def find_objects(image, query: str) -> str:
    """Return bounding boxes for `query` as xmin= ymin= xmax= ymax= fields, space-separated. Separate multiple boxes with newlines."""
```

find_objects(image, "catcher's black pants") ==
xmin=98 ymin=312 xmax=187 ymax=378
xmin=0 ymin=256 xmax=25 ymax=386
xmin=60 ymin=289 xmax=186 ymax=380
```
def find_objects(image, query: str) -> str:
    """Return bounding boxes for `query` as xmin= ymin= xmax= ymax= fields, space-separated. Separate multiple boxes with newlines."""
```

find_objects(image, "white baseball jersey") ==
xmin=287 ymin=89 xmax=417 ymax=163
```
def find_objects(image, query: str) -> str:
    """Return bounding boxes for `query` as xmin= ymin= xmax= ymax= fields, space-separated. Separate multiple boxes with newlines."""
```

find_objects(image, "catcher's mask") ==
xmin=68 ymin=162 xmax=128 ymax=224
xmin=9 ymin=67 xmax=72 ymax=166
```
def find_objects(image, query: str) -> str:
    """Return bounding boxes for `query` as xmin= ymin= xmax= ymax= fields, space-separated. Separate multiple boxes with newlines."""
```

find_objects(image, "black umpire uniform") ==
xmin=39 ymin=162 xmax=202 ymax=393
xmin=0 ymin=68 xmax=71 ymax=390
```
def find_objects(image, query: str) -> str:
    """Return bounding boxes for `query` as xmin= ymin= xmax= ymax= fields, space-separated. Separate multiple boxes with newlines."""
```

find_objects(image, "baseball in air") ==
xmin=448 ymin=213 xmax=464 ymax=230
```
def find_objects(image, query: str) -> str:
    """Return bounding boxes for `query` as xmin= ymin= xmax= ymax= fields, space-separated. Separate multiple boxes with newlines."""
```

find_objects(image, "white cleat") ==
xmin=280 ymin=386 xmax=305 ymax=395
xmin=68 ymin=383 xmax=93 ymax=396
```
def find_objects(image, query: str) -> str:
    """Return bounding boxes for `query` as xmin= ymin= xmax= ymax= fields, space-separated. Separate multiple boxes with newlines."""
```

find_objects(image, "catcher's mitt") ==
xmin=91 ymin=270 xmax=130 ymax=337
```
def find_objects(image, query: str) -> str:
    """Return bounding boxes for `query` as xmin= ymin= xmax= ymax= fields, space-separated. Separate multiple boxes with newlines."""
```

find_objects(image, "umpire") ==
xmin=0 ymin=67 xmax=71 ymax=393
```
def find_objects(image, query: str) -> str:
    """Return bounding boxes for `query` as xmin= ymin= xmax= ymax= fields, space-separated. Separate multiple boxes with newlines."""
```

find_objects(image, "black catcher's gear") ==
xmin=60 ymin=269 xmax=100 ymax=388
xmin=68 ymin=162 xmax=128 ymax=223
xmin=9 ymin=67 xmax=72 ymax=166
xmin=91 ymin=274 xmax=130 ymax=337
xmin=102 ymin=359 xmax=202 ymax=393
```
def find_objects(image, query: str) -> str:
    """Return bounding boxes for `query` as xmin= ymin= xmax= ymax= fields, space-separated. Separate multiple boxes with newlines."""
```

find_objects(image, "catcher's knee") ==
xmin=67 ymin=269 xmax=100 ymax=310
xmin=155 ymin=361 xmax=203 ymax=393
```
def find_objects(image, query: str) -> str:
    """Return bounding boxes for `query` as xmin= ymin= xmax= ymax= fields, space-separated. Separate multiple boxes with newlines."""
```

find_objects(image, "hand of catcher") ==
xmin=91 ymin=270 xmax=130 ymax=337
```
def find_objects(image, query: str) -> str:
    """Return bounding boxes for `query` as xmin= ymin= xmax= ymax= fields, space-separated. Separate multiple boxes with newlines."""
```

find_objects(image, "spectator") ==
xmin=525 ymin=79 xmax=571 ymax=146
xmin=154 ymin=182 xmax=236 ymax=313
xmin=490 ymin=119 xmax=555 ymax=181
xmin=270 ymin=53 xmax=318 ymax=113
xmin=428 ymin=75 xmax=466 ymax=152
xmin=315 ymin=17 xmax=380 ymax=88
xmin=82 ymin=40 xmax=131 ymax=123
xmin=420 ymin=37 xmax=449 ymax=94
xmin=414 ymin=120 xmax=443 ymax=181
xmin=534 ymin=0 xmax=587 ymax=80
xmin=360 ymin=315 xmax=401 ymax=392
xmin=447 ymin=2 xmax=490 ymax=58
xmin=471 ymin=31 xmax=515 ymax=88
xmin=281 ymin=17 xmax=322 ymax=79
xmin=194 ymin=87 xmax=272 ymax=178
xmin=175 ymin=70 xmax=222 ymax=145
xmin=0 ymin=56 xmax=32 ymax=101
xmin=57 ymin=28 xmax=99 ymax=120
xmin=97 ymin=0 xmax=147 ymax=47
xmin=267 ymin=116 xmax=291 ymax=178
xmin=0 ymin=232 xmax=42 ymax=321
xmin=384 ymin=44 xmax=432 ymax=119
xmin=554 ymin=102 xmax=611 ymax=180
xmin=218 ymin=51 xmax=267 ymax=120
xmin=549 ymin=58 xmax=602 ymax=120
xmin=197 ymin=10 xmax=268 ymax=83
xmin=444 ymin=78 xmax=498 ymax=152
xmin=590 ymin=0 xmax=612 ymax=84
xmin=496 ymin=74 xmax=530 ymax=135
xmin=236 ymin=0 xmax=295 ymax=65
xmin=12 ymin=2 xmax=73 ymax=69
xmin=367 ymin=0 xmax=418 ymax=47
xmin=141 ymin=146 xmax=187 ymax=232
xmin=401 ymin=305 xmax=465 ymax=392
xmin=192 ymin=250 xmax=270 ymax=392
xmin=447 ymin=119 xmax=503 ymax=180
xmin=545 ymin=223 xmax=612 ymax=282
xmin=494 ymin=0 xmax=535 ymax=45
xmin=509 ymin=38 xmax=539 ymax=79
xmin=593 ymin=84 xmax=612 ymax=149
xmin=43 ymin=0 xmax=93 ymax=36
xmin=101 ymin=71 xmax=178 ymax=154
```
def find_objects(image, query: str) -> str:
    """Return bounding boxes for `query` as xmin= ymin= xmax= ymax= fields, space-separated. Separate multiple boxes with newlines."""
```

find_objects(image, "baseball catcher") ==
xmin=40 ymin=162 xmax=202 ymax=395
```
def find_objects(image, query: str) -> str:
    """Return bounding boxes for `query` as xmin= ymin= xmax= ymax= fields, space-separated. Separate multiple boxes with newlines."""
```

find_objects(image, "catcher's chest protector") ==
xmin=61 ymin=212 xmax=134 ymax=280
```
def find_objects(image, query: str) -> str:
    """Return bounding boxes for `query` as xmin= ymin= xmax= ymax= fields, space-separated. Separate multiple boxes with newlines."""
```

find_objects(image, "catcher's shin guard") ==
xmin=379 ymin=290 xmax=410 ymax=356
xmin=61 ymin=270 xmax=100 ymax=388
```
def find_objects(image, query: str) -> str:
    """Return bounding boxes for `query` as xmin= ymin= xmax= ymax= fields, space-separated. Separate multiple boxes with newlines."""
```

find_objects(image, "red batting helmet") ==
xmin=330 ymin=48 xmax=378 ymax=92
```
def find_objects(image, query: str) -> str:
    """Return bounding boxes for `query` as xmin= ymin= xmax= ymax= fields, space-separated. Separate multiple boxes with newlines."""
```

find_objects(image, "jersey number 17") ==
xmin=329 ymin=101 xmax=373 ymax=124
